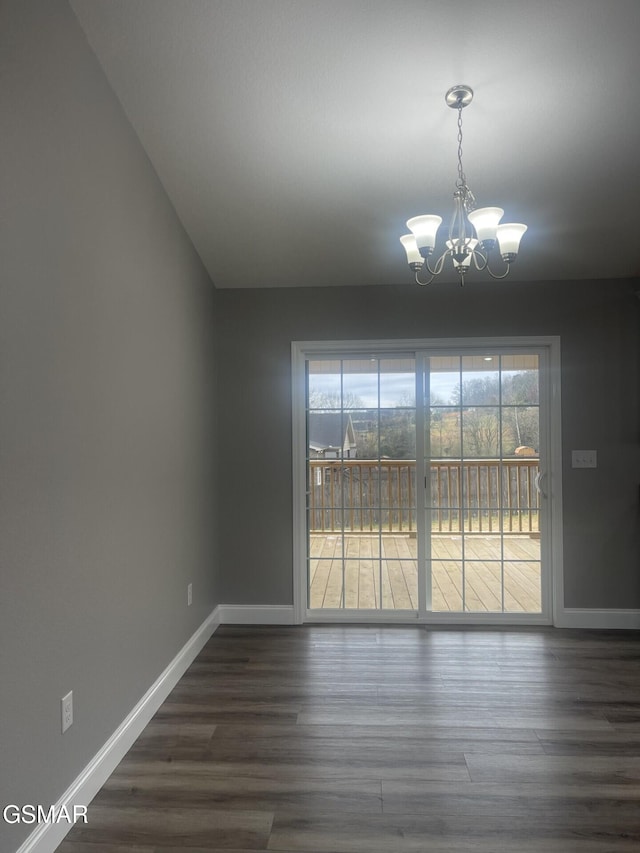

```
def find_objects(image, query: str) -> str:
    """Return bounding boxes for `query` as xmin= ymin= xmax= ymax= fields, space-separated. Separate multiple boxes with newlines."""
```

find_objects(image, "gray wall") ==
xmin=0 ymin=3 xmax=218 ymax=850
xmin=216 ymin=280 xmax=640 ymax=609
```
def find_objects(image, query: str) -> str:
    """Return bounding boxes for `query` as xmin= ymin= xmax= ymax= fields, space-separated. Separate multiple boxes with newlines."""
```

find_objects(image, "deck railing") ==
xmin=308 ymin=458 xmax=540 ymax=534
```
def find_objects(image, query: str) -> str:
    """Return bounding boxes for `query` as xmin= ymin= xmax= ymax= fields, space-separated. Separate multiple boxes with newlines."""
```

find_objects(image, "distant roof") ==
xmin=308 ymin=412 xmax=354 ymax=450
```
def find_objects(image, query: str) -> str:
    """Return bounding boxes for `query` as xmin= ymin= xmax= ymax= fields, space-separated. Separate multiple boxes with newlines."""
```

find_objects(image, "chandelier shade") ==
xmin=399 ymin=234 xmax=422 ymax=266
xmin=400 ymin=85 xmax=527 ymax=286
xmin=466 ymin=207 xmax=504 ymax=249
xmin=406 ymin=215 xmax=443 ymax=255
xmin=496 ymin=223 xmax=528 ymax=260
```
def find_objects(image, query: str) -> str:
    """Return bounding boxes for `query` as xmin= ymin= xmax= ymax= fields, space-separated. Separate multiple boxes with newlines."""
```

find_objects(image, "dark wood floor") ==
xmin=59 ymin=624 xmax=640 ymax=852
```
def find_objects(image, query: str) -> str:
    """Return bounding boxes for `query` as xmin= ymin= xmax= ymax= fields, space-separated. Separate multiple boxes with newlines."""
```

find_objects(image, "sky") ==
xmin=309 ymin=369 xmax=504 ymax=409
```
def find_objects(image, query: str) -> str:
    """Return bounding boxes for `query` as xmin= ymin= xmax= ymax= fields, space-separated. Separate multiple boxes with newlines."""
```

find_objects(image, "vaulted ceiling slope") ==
xmin=70 ymin=0 xmax=640 ymax=289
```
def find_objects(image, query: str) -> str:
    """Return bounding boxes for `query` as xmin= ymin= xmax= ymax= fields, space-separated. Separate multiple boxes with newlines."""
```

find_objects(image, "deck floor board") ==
xmin=309 ymin=533 xmax=541 ymax=612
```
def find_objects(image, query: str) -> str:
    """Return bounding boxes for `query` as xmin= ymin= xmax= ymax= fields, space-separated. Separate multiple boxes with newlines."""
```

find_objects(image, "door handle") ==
xmin=534 ymin=471 xmax=547 ymax=499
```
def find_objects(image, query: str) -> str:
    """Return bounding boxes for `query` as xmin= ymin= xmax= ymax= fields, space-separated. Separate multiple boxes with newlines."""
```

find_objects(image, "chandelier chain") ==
xmin=456 ymin=106 xmax=466 ymax=187
xmin=456 ymin=105 xmax=476 ymax=213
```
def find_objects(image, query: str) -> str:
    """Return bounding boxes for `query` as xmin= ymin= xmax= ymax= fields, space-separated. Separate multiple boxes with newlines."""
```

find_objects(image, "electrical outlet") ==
xmin=61 ymin=691 xmax=73 ymax=733
xmin=572 ymin=450 xmax=597 ymax=468
xmin=187 ymin=583 xmax=193 ymax=606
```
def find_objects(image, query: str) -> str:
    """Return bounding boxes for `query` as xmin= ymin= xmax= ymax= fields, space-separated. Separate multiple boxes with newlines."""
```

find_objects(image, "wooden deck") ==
xmin=309 ymin=533 xmax=541 ymax=613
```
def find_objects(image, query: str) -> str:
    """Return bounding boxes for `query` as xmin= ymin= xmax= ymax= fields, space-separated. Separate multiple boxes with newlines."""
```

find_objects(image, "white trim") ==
xmin=16 ymin=607 xmax=221 ymax=853
xmin=295 ymin=336 xmax=562 ymax=356
xmin=305 ymin=609 xmax=552 ymax=626
xmin=217 ymin=604 xmax=296 ymax=625
xmin=556 ymin=609 xmax=640 ymax=630
xmin=415 ymin=352 xmax=429 ymax=616
xmin=291 ymin=341 xmax=307 ymax=624
xmin=547 ymin=337 xmax=565 ymax=625
xmin=292 ymin=336 xmax=563 ymax=627
xmin=215 ymin=605 xmax=638 ymax=630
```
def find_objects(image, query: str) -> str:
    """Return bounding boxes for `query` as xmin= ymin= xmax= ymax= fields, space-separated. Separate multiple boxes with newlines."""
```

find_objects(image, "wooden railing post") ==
xmin=308 ymin=458 xmax=539 ymax=534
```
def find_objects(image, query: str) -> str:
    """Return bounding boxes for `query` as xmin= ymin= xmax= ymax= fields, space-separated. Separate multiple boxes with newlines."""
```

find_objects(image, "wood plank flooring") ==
xmin=59 ymin=625 xmax=640 ymax=852
xmin=310 ymin=533 xmax=541 ymax=611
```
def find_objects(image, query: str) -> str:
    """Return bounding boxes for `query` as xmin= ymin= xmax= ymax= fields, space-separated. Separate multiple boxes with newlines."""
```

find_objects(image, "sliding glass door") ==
xmin=294 ymin=339 xmax=556 ymax=623
xmin=424 ymin=353 xmax=542 ymax=614
xmin=307 ymin=356 xmax=418 ymax=610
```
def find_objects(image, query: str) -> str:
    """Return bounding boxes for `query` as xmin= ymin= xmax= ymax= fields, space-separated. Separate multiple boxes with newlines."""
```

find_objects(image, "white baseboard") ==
xmin=220 ymin=603 xmax=640 ymax=631
xmin=16 ymin=607 xmax=221 ymax=853
xmin=555 ymin=608 xmax=640 ymax=629
xmin=217 ymin=604 xmax=296 ymax=625
xmin=216 ymin=603 xmax=639 ymax=630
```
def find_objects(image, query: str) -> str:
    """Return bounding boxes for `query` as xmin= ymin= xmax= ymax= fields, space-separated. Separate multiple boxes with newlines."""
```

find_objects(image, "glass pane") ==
xmin=381 ymin=559 xmax=417 ymax=609
xmin=359 ymin=534 xmax=381 ymax=559
xmin=501 ymin=463 xmax=539 ymax=533
xmin=431 ymin=560 xmax=462 ymax=611
xmin=461 ymin=356 xmax=500 ymax=405
xmin=430 ymin=462 xmax=462 ymax=534
xmin=349 ymin=409 xmax=379 ymax=459
xmin=379 ymin=409 xmax=416 ymax=459
xmin=502 ymin=358 xmax=539 ymax=405
xmin=353 ymin=512 xmax=382 ymax=537
xmin=344 ymin=559 xmax=362 ymax=608
xmin=359 ymin=556 xmax=380 ymax=609
xmin=431 ymin=466 xmax=462 ymax=511
xmin=502 ymin=406 xmax=540 ymax=456
xmin=464 ymin=537 xmax=502 ymax=560
xmin=342 ymin=359 xmax=379 ymax=408
xmin=431 ymin=534 xmax=462 ymax=560
xmin=465 ymin=560 xmax=503 ymax=612
xmin=503 ymin=535 xmax=540 ymax=561
xmin=429 ymin=407 xmax=461 ymax=458
xmin=461 ymin=407 xmax=500 ymax=457
xmin=309 ymin=557 xmax=343 ymax=608
xmin=307 ymin=360 xmax=342 ymax=408
xmin=308 ymin=532 xmax=341 ymax=558
xmin=339 ymin=469 xmax=358 ymax=532
xmin=429 ymin=356 xmax=461 ymax=406
xmin=307 ymin=411 xmax=356 ymax=459
xmin=379 ymin=358 xmax=416 ymax=408
xmin=504 ymin=561 xmax=541 ymax=612
xmin=381 ymin=534 xmax=416 ymax=609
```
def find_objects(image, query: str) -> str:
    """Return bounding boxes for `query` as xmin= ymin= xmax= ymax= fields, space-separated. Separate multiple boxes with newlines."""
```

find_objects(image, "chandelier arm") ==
xmin=425 ymin=248 xmax=448 ymax=277
xmin=471 ymin=249 xmax=488 ymax=271
xmin=414 ymin=267 xmax=435 ymax=286
xmin=484 ymin=258 xmax=512 ymax=280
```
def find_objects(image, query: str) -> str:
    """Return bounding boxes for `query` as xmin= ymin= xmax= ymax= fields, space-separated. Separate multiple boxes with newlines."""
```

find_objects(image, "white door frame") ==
xmin=291 ymin=336 xmax=563 ymax=625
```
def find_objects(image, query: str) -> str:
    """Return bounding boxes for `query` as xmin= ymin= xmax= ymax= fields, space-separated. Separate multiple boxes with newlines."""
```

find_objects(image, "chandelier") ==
xmin=400 ymin=85 xmax=527 ymax=286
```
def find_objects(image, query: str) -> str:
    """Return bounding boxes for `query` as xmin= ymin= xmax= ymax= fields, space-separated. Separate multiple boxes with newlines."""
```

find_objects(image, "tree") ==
xmin=501 ymin=371 xmax=539 ymax=453
xmin=446 ymin=371 xmax=539 ymax=457
xmin=308 ymin=390 xmax=363 ymax=410
xmin=462 ymin=408 xmax=500 ymax=457
xmin=450 ymin=376 xmax=499 ymax=407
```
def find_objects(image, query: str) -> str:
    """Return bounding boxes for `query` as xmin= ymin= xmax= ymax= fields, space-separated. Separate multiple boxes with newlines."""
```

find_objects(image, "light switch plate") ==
xmin=572 ymin=450 xmax=597 ymax=468
xmin=61 ymin=691 xmax=73 ymax=733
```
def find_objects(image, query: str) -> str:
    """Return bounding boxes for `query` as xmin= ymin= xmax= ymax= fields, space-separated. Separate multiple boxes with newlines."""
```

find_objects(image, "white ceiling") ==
xmin=70 ymin=0 xmax=640 ymax=289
